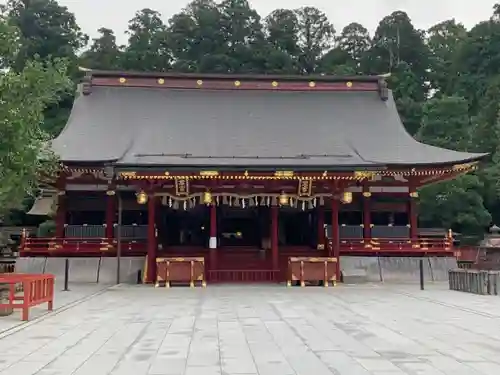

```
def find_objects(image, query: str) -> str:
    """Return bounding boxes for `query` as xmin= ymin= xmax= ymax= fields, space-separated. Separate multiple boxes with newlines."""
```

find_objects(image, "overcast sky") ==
xmin=52 ymin=0 xmax=498 ymax=44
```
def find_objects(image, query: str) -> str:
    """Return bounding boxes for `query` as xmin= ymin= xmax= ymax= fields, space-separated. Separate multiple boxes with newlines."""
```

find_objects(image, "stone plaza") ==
xmin=0 ymin=283 xmax=499 ymax=375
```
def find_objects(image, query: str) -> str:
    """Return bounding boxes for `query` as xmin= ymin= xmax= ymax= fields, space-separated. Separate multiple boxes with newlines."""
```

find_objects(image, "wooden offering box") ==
xmin=288 ymin=257 xmax=338 ymax=287
xmin=156 ymin=257 xmax=206 ymax=288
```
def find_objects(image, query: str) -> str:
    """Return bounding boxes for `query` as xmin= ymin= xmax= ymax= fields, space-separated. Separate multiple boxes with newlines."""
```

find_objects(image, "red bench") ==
xmin=0 ymin=274 xmax=54 ymax=321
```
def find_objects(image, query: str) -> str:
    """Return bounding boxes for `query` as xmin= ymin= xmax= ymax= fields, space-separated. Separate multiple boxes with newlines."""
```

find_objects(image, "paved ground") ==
xmin=0 ymin=282 xmax=110 ymax=334
xmin=0 ymin=283 xmax=500 ymax=375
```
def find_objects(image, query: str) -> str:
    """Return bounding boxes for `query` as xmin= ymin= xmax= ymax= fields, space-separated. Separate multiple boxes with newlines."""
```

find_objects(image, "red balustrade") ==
xmin=335 ymin=237 xmax=454 ymax=256
xmin=20 ymin=237 xmax=455 ymax=258
xmin=0 ymin=274 xmax=54 ymax=321
xmin=20 ymin=237 xmax=147 ymax=257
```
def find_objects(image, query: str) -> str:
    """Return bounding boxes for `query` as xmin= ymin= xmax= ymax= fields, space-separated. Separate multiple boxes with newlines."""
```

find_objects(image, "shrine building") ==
xmin=20 ymin=70 xmax=487 ymax=285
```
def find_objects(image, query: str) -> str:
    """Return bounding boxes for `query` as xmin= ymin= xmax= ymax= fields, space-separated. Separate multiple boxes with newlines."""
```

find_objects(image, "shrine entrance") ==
xmin=155 ymin=204 xmax=322 ymax=282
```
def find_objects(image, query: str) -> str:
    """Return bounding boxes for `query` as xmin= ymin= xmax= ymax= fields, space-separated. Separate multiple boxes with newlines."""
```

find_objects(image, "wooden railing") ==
xmin=20 ymin=236 xmax=455 ymax=258
xmin=20 ymin=237 xmax=146 ymax=257
xmin=0 ymin=274 xmax=54 ymax=321
xmin=334 ymin=237 xmax=454 ymax=256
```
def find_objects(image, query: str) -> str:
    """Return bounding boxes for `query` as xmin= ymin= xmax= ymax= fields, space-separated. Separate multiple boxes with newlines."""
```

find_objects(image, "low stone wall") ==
xmin=341 ymin=256 xmax=457 ymax=283
xmin=449 ymin=269 xmax=500 ymax=295
xmin=15 ymin=257 xmax=145 ymax=284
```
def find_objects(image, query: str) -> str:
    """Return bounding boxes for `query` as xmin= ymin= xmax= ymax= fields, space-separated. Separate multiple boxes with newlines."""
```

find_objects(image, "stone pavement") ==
xmin=0 ymin=282 xmax=110 ymax=334
xmin=0 ymin=283 xmax=500 ymax=375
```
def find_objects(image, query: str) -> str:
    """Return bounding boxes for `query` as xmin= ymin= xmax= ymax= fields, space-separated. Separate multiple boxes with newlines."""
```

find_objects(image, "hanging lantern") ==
xmin=136 ymin=190 xmax=148 ymax=205
xmin=203 ymin=191 xmax=212 ymax=205
xmin=341 ymin=191 xmax=353 ymax=204
xmin=279 ymin=192 xmax=288 ymax=206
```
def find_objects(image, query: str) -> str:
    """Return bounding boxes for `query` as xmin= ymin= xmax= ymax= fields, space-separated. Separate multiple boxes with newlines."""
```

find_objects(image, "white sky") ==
xmin=8 ymin=0 xmax=500 ymax=44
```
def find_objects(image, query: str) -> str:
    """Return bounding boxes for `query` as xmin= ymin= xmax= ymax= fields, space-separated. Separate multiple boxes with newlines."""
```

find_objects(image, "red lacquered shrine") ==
xmin=20 ymin=70 xmax=487 ymax=284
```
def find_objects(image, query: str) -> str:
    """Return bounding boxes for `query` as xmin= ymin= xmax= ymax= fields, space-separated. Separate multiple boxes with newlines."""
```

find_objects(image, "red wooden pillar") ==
xmin=317 ymin=205 xmax=325 ymax=251
xmin=408 ymin=191 xmax=419 ymax=247
xmin=271 ymin=205 xmax=279 ymax=271
xmin=55 ymin=192 xmax=66 ymax=238
xmin=331 ymin=197 xmax=340 ymax=279
xmin=209 ymin=203 xmax=217 ymax=270
xmin=146 ymin=194 xmax=157 ymax=283
xmin=362 ymin=189 xmax=372 ymax=247
xmin=105 ymin=192 xmax=116 ymax=240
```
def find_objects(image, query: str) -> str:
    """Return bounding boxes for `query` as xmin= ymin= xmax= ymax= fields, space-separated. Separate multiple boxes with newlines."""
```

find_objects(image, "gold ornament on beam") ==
xmin=341 ymin=191 xmax=353 ymax=204
xmin=175 ymin=178 xmax=189 ymax=196
xmin=136 ymin=190 xmax=148 ymax=205
xmin=298 ymin=179 xmax=312 ymax=197
xmin=203 ymin=191 xmax=213 ymax=205
xmin=279 ymin=192 xmax=289 ymax=206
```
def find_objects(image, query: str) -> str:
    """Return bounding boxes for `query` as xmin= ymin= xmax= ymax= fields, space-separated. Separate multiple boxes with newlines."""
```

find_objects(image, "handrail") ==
xmin=0 ymin=273 xmax=54 ymax=321
xmin=20 ymin=236 xmax=455 ymax=257
xmin=20 ymin=237 xmax=147 ymax=256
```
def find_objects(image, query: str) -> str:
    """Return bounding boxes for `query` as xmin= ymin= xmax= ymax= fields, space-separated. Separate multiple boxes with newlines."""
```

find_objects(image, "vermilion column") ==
xmin=362 ymin=190 xmax=372 ymax=246
xmin=331 ymin=197 xmax=340 ymax=279
xmin=317 ymin=205 xmax=325 ymax=251
xmin=105 ymin=192 xmax=116 ymax=239
xmin=146 ymin=194 xmax=157 ymax=283
xmin=408 ymin=191 xmax=418 ymax=246
xmin=55 ymin=192 xmax=66 ymax=238
xmin=271 ymin=205 xmax=279 ymax=271
xmin=209 ymin=203 xmax=217 ymax=270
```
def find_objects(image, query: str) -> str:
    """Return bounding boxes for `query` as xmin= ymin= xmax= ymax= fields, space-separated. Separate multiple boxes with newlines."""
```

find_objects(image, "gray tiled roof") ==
xmin=53 ymin=86 xmax=486 ymax=168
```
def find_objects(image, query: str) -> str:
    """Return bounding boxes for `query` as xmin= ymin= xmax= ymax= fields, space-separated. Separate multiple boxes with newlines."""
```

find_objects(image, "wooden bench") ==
xmin=155 ymin=257 xmax=206 ymax=288
xmin=288 ymin=257 xmax=338 ymax=287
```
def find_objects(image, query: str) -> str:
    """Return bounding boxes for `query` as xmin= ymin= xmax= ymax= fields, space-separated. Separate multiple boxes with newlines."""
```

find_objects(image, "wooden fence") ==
xmin=449 ymin=269 xmax=500 ymax=295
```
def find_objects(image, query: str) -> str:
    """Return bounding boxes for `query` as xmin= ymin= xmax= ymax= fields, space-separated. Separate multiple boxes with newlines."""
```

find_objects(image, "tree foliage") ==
xmin=6 ymin=0 xmax=500 ymax=237
xmin=0 ymin=16 xmax=71 ymax=216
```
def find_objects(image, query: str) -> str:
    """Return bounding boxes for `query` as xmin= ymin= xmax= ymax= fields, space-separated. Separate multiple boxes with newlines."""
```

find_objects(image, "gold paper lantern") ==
xmin=341 ymin=191 xmax=353 ymax=204
xmin=279 ymin=192 xmax=288 ymax=206
xmin=136 ymin=190 xmax=148 ymax=205
xmin=203 ymin=191 xmax=213 ymax=205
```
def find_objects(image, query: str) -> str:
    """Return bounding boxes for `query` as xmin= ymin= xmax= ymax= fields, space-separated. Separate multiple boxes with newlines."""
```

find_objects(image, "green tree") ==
xmin=218 ymin=0 xmax=267 ymax=73
xmin=0 ymin=17 xmax=71 ymax=216
xmin=264 ymin=9 xmax=299 ymax=73
xmin=419 ymin=175 xmax=491 ymax=235
xmin=294 ymin=6 xmax=334 ymax=73
xmin=80 ymin=27 xmax=122 ymax=70
xmin=417 ymin=96 xmax=490 ymax=235
xmin=3 ymin=0 xmax=87 ymax=72
xmin=319 ymin=23 xmax=370 ymax=75
xmin=167 ymin=0 xmax=225 ymax=72
xmin=389 ymin=62 xmax=424 ymax=135
xmin=121 ymin=8 xmax=170 ymax=71
xmin=453 ymin=18 xmax=500 ymax=113
xmin=426 ymin=20 xmax=467 ymax=95
xmin=368 ymin=11 xmax=429 ymax=99
xmin=417 ymin=96 xmax=472 ymax=150
xmin=469 ymin=77 xmax=500 ymax=155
